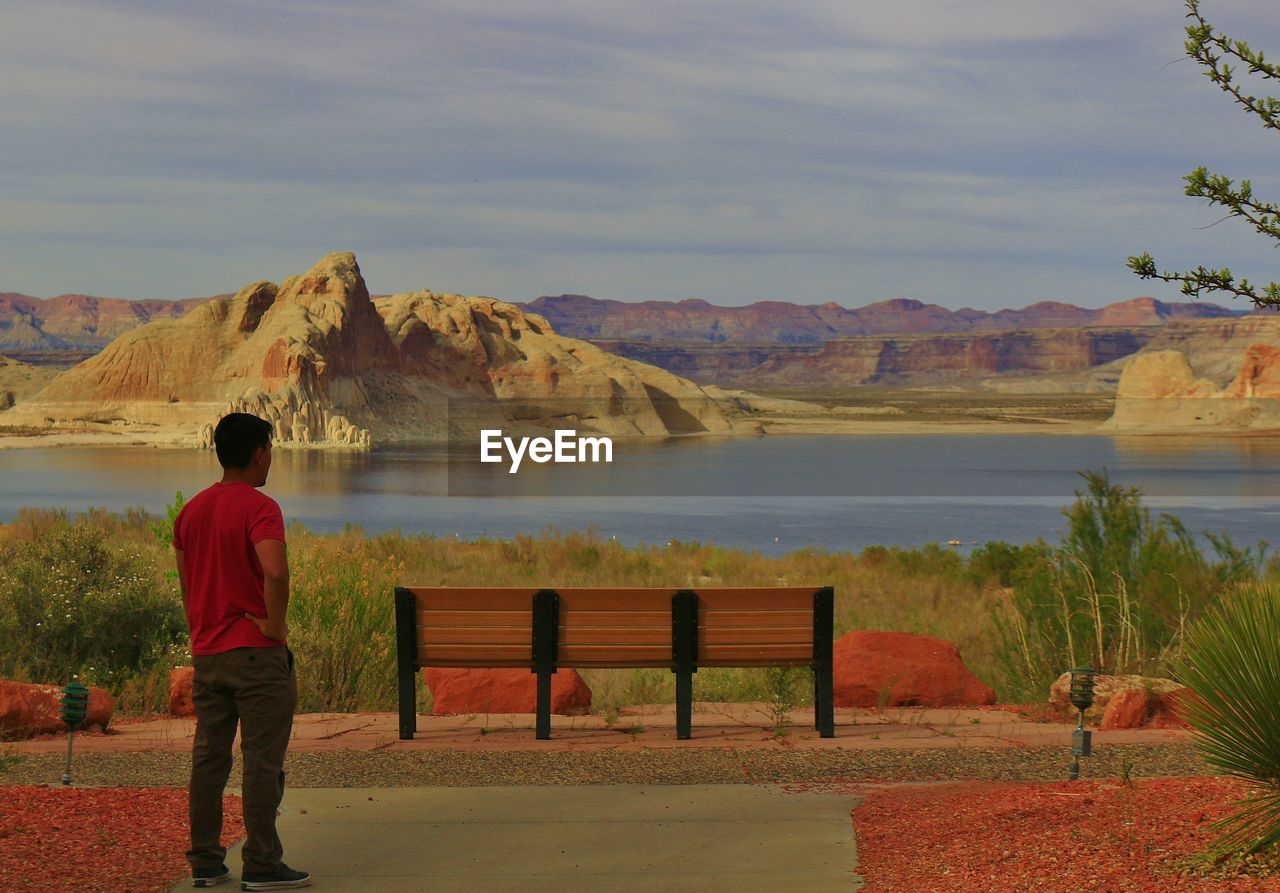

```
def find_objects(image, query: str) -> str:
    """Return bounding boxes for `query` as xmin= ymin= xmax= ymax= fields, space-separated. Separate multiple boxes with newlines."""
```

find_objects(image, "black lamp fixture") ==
xmin=1067 ymin=666 xmax=1096 ymax=781
xmin=59 ymin=681 xmax=89 ymax=785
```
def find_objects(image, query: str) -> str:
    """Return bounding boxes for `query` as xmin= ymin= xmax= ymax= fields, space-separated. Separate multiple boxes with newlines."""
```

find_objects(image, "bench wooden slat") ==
xmin=697 ymin=644 xmax=814 ymax=662
xmin=410 ymin=587 xmax=681 ymax=612
xmin=420 ymin=644 xmax=531 ymax=665
xmin=698 ymin=610 xmax=812 ymax=628
xmin=418 ymin=610 xmax=532 ymax=627
xmin=420 ymin=624 xmax=817 ymax=649
xmin=696 ymin=649 xmax=814 ymax=665
xmin=419 ymin=628 xmax=531 ymax=646
xmin=560 ymin=610 xmax=670 ymax=628
xmin=559 ymin=644 xmax=671 ymax=663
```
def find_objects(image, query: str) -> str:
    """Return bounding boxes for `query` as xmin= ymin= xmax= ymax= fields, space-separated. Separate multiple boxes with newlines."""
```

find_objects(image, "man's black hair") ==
xmin=214 ymin=412 xmax=274 ymax=469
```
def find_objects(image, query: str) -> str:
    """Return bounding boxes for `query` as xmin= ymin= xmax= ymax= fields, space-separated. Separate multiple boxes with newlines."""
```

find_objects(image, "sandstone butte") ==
xmin=1104 ymin=315 xmax=1280 ymax=431
xmin=4 ymin=253 xmax=750 ymax=449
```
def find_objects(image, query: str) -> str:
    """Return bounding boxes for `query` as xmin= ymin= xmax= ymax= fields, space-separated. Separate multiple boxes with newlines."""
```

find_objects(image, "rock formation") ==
xmin=831 ymin=630 xmax=996 ymax=708
xmin=1105 ymin=317 xmax=1280 ymax=430
xmin=1048 ymin=672 xmax=1189 ymax=730
xmin=9 ymin=253 xmax=743 ymax=446
xmin=0 ymin=354 xmax=58 ymax=411
xmin=523 ymin=293 xmax=1246 ymax=345
xmin=601 ymin=328 xmax=1152 ymax=389
xmin=378 ymin=290 xmax=739 ymax=437
xmin=168 ymin=667 xmax=195 ymax=717
xmin=0 ymin=679 xmax=115 ymax=737
xmin=424 ymin=667 xmax=592 ymax=715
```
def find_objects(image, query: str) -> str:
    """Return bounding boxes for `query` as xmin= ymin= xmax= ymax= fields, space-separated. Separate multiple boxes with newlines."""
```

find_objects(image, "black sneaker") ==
xmin=240 ymin=864 xmax=312 ymax=890
xmin=192 ymin=864 xmax=231 ymax=887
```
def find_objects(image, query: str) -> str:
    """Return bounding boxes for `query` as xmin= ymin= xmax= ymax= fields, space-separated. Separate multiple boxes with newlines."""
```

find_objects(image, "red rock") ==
xmin=1048 ymin=673 xmax=1186 ymax=726
xmin=0 ymin=679 xmax=115 ymax=738
xmin=1149 ymin=687 xmax=1195 ymax=730
xmin=424 ymin=668 xmax=592 ymax=715
xmin=831 ymin=631 xmax=996 ymax=708
xmin=168 ymin=667 xmax=195 ymax=717
xmin=1100 ymin=686 xmax=1150 ymax=730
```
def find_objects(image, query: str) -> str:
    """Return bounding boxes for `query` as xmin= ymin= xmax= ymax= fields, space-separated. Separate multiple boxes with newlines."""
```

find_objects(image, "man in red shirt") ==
xmin=174 ymin=413 xmax=310 ymax=890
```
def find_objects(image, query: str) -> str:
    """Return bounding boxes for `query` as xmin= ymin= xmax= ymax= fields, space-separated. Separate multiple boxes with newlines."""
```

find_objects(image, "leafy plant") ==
xmin=1128 ymin=1 xmax=1280 ymax=306
xmin=760 ymin=666 xmax=805 ymax=736
xmin=1176 ymin=582 xmax=1280 ymax=855
xmin=148 ymin=491 xmax=184 ymax=550
xmin=0 ymin=520 xmax=185 ymax=687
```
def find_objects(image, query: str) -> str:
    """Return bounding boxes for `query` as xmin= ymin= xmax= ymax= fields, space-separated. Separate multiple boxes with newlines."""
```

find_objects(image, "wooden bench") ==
xmin=394 ymin=586 xmax=835 ymax=740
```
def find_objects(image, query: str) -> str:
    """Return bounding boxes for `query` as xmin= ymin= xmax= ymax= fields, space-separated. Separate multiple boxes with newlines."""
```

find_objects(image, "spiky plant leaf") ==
xmin=1176 ymin=583 xmax=1280 ymax=855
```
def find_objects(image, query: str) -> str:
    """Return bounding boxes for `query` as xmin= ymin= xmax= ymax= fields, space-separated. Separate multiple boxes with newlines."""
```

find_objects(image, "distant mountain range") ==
xmin=1 ymin=287 xmax=1264 ymax=354
xmin=518 ymin=295 xmax=1255 ymax=344
xmin=0 ymin=292 xmax=214 ymax=350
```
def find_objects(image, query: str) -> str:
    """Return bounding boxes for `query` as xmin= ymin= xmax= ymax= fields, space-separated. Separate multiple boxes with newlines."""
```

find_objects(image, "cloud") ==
xmin=1 ymin=0 xmax=1279 ymax=309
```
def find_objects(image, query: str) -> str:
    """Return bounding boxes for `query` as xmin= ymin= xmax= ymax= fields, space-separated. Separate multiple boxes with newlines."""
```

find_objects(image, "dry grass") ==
xmin=0 ymin=509 xmax=1016 ymax=709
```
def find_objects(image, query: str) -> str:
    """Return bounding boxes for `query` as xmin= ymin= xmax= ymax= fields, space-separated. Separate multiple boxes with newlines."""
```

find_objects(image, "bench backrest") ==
xmin=401 ymin=586 xmax=824 ymax=669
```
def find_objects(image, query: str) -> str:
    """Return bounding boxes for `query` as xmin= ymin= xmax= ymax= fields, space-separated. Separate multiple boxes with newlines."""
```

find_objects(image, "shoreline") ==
xmin=5 ymin=417 xmax=1280 ymax=449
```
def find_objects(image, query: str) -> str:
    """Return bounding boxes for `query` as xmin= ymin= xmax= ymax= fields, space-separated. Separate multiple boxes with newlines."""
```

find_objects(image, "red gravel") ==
xmin=0 ymin=786 xmax=245 ymax=893
xmin=854 ymin=776 xmax=1280 ymax=892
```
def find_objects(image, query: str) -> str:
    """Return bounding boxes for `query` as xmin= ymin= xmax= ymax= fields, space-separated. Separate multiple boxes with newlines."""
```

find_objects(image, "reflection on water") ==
xmin=1 ymin=433 xmax=1279 ymax=553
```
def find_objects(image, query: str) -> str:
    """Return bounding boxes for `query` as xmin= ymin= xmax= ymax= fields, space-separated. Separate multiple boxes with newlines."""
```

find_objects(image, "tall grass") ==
xmin=993 ymin=470 xmax=1265 ymax=701
xmin=287 ymin=535 xmax=401 ymax=712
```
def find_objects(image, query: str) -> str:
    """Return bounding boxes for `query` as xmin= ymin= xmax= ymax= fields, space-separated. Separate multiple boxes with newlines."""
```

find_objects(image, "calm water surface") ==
xmin=2 ymin=434 xmax=1279 ymax=555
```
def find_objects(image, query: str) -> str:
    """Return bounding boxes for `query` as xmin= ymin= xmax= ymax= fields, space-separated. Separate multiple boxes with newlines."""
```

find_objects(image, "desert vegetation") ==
xmin=0 ymin=471 xmax=1272 ymax=718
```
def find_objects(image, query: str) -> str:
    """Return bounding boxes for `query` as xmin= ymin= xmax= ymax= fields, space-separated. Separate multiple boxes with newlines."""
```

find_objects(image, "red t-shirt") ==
xmin=173 ymin=482 xmax=287 ymax=655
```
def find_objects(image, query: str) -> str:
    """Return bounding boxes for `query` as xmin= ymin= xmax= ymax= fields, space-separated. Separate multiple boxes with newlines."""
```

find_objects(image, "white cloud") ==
xmin=1 ymin=0 xmax=1278 ymax=307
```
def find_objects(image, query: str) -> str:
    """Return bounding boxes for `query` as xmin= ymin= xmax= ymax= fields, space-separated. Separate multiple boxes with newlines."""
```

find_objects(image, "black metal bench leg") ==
xmin=672 ymin=589 xmax=698 ymax=740
xmin=814 ymin=665 xmax=834 ymax=738
xmin=395 ymin=587 xmax=418 ymax=741
xmin=532 ymin=589 xmax=561 ymax=741
xmin=535 ymin=669 xmax=552 ymax=740
xmin=676 ymin=669 xmax=693 ymax=740
xmin=814 ymin=586 xmax=835 ymax=738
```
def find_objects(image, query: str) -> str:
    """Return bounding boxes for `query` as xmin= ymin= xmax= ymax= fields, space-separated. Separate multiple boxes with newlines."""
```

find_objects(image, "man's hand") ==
xmin=245 ymin=612 xmax=287 ymax=641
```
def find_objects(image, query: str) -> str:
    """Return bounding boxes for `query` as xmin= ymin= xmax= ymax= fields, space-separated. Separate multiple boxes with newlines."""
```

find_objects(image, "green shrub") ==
xmin=966 ymin=540 xmax=1051 ymax=588
xmin=994 ymin=470 xmax=1264 ymax=702
xmin=1176 ymin=582 xmax=1280 ymax=855
xmin=0 ymin=520 xmax=185 ymax=689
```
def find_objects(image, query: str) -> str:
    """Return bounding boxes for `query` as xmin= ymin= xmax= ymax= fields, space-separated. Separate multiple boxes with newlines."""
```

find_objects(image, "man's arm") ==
xmin=246 ymin=538 xmax=290 ymax=641
xmin=175 ymin=548 xmax=189 ymax=614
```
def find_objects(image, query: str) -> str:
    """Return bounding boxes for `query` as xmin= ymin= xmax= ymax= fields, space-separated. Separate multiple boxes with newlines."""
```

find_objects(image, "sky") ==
xmin=2 ymin=0 xmax=1279 ymax=310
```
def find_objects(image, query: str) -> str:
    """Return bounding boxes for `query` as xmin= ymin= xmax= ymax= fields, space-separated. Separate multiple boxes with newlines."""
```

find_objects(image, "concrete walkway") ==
xmin=170 ymin=785 xmax=862 ymax=892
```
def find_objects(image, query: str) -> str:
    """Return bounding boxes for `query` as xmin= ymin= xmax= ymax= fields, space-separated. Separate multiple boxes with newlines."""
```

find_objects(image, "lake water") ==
xmin=2 ymin=433 xmax=1279 ymax=555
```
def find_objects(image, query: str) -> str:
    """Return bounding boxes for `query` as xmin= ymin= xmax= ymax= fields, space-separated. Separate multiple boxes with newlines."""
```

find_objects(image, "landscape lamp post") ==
xmin=1067 ymin=666 xmax=1096 ymax=781
xmin=59 ymin=681 xmax=89 ymax=786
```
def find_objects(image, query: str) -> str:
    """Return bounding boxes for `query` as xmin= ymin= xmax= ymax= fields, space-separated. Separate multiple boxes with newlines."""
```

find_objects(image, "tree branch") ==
xmin=1127 ymin=252 xmax=1280 ymax=307
xmin=1185 ymin=0 xmax=1280 ymax=131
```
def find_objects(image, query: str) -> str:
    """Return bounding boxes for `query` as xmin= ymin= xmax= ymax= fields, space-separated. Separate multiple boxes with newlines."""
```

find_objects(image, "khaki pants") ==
xmin=187 ymin=644 xmax=297 ymax=875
